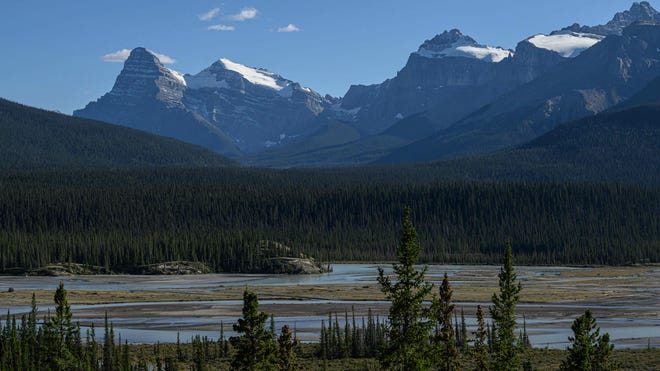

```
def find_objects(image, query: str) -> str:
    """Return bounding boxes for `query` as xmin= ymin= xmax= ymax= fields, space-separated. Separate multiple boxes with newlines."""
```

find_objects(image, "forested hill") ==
xmin=0 ymin=98 xmax=235 ymax=168
xmin=384 ymin=103 xmax=660 ymax=186
xmin=1 ymin=169 xmax=657 ymax=272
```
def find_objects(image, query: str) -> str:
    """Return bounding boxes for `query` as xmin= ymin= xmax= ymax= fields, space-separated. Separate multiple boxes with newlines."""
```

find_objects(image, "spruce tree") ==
xmin=460 ymin=308 xmax=468 ymax=354
xmin=490 ymin=242 xmax=522 ymax=370
xmin=560 ymin=309 xmax=617 ymax=371
xmin=277 ymin=325 xmax=298 ymax=371
xmin=377 ymin=207 xmax=433 ymax=370
xmin=230 ymin=289 xmax=277 ymax=370
xmin=432 ymin=272 xmax=459 ymax=371
xmin=473 ymin=305 xmax=490 ymax=370
xmin=43 ymin=282 xmax=78 ymax=369
xmin=102 ymin=313 xmax=114 ymax=371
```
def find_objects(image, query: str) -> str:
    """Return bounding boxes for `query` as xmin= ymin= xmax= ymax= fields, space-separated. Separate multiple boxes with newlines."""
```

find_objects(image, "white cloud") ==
xmin=277 ymin=24 xmax=300 ymax=33
xmin=208 ymin=24 xmax=235 ymax=31
xmin=101 ymin=49 xmax=131 ymax=62
xmin=150 ymin=51 xmax=176 ymax=64
xmin=226 ymin=7 xmax=257 ymax=21
xmin=101 ymin=49 xmax=176 ymax=64
xmin=198 ymin=8 xmax=220 ymax=21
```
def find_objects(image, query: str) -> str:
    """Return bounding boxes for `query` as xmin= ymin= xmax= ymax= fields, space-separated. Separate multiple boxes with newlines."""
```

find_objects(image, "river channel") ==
xmin=1 ymin=264 xmax=658 ymax=349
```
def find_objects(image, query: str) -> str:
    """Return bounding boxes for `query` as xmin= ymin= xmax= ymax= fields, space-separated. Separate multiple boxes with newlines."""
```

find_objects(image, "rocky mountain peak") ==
xmin=627 ymin=1 xmax=657 ymax=19
xmin=415 ymin=29 xmax=512 ymax=62
xmin=186 ymin=57 xmax=301 ymax=99
xmin=418 ymin=29 xmax=476 ymax=51
xmin=108 ymin=47 xmax=186 ymax=106
xmin=556 ymin=1 xmax=660 ymax=36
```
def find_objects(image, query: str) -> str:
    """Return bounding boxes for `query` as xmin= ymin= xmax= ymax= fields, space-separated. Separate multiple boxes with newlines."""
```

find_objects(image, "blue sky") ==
xmin=0 ymin=1 xmax=654 ymax=114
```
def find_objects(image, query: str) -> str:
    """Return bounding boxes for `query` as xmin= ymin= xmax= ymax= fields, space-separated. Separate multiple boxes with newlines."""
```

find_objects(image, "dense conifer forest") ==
xmin=0 ymin=168 xmax=657 ymax=273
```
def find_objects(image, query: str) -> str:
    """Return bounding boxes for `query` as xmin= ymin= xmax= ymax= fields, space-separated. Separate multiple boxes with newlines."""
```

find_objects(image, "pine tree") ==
xmin=377 ymin=207 xmax=434 ymax=370
xmin=490 ymin=242 xmax=522 ymax=370
xmin=218 ymin=321 xmax=229 ymax=358
xmin=43 ymin=282 xmax=78 ymax=369
xmin=103 ymin=313 xmax=114 ymax=371
xmin=460 ymin=307 xmax=469 ymax=354
xmin=560 ymin=309 xmax=617 ymax=371
xmin=473 ymin=305 xmax=490 ymax=370
xmin=432 ymin=272 xmax=459 ymax=371
xmin=87 ymin=323 xmax=99 ymax=371
xmin=277 ymin=325 xmax=298 ymax=371
xmin=230 ymin=289 xmax=277 ymax=370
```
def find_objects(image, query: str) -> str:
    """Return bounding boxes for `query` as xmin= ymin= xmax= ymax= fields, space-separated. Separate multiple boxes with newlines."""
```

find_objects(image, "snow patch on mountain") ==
xmin=185 ymin=69 xmax=230 ymax=90
xmin=219 ymin=58 xmax=290 ymax=92
xmin=416 ymin=39 xmax=513 ymax=62
xmin=166 ymin=68 xmax=187 ymax=86
xmin=527 ymin=32 xmax=604 ymax=57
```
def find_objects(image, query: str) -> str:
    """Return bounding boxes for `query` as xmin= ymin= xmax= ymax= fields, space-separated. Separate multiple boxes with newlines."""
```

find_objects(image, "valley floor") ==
xmin=1 ymin=264 xmax=658 ymax=349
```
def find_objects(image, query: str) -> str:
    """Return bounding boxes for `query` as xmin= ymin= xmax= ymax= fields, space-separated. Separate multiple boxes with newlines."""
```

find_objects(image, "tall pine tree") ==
xmin=230 ymin=289 xmax=277 ymax=370
xmin=377 ymin=207 xmax=434 ymax=370
xmin=432 ymin=272 xmax=459 ymax=371
xmin=473 ymin=305 xmax=490 ymax=370
xmin=490 ymin=242 xmax=522 ymax=370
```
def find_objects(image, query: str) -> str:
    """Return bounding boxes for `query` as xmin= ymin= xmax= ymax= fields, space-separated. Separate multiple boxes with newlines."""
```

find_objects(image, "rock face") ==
xmin=560 ymin=1 xmax=660 ymax=36
xmin=256 ymin=240 xmax=331 ymax=274
xmin=75 ymin=49 xmax=332 ymax=155
xmin=105 ymin=47 xmax=187 ymax=107
xmin=75 ymin=48 xmax=241 ymax=157
xmin=334 ymin=28 xmax=572 ymax=137
xmin=184 ymin=58 xmax=332 ymax=153
xmin=381 ymin=23 xmax=660 ymax=164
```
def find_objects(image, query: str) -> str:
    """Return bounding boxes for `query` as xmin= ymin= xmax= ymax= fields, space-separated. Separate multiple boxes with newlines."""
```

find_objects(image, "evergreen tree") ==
xmin=560 ymin=309 xmax=617 ymax=371
xmin=43 ymin=282 xmax=79 ymax=369
xmin=277 ymin=325 xmax=298 ymax=371
xmin=230 ymin=289 xmax=277 ymax=370
xmin=87 ymin=323 xmax=99 ymax=371
xmin=102 ymin=313 xmax=114 ymax=371
xmin=460 ymin=308 xmax=469 ymax=354
xmin=432 ymin=272 xmax=459 ymax=371
xmin=377 ymin=207 xmax=434 ymax=370
xmin=473 ymin=305 xmax=490 ymax=371
xmin=219 ymin=321 xmax=229 ymax=358
xmin=490 ymin=242 xmax=522 ymax=370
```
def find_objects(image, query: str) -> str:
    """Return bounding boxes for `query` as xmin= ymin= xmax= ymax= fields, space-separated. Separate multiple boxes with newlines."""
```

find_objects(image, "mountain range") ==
xmin=58 ymin=2 xmax=660 ymax=169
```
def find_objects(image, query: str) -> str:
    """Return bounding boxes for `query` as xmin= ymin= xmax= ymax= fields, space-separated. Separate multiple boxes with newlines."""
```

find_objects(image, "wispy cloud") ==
xmin=208 ymin=24 xmax=235 ymax=31
xmin=101 ymin=49 xmax=176 ymax=64
xmin=150 ymin=51 xmax=176 ymax=64
xmin=101 ymin=49 xmax=131 ymax=62
xmin=277 ymin=24 xmax=301 ymax=33
xmin=198 ymin=8 xmax=220 ymax=21
xmin=226 ymin=7 xmax=257 ymax=21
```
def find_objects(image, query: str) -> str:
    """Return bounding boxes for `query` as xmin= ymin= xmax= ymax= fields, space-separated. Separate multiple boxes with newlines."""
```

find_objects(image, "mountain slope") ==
xmin=610 ymin=73 xmax=660 ymax=110
xmin=75 ymin=48 xmax=242 ymax=157
xmin=334 ymin=29 xmax=543 ymax=136
xmin=411 ymin=103 xmax=660 ymax=185
xmin=184 ymin=58 xmax=332 ymax=153
xmin=382 ymin=23 xmax=660 ymax=164
xmin=250 ymin=113 xmax=437 ymax=168
xmin=0 ymin=98 xmax=235 ymax=168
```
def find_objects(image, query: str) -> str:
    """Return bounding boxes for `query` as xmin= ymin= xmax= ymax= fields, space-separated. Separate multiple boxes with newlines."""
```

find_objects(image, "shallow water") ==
xmin=1 ymin=264 xmax=658 ymax=348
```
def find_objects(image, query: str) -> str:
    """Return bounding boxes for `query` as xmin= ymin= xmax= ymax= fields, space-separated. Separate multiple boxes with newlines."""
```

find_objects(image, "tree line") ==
xmin=0 ymin=169 xmax=658 ymax=273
